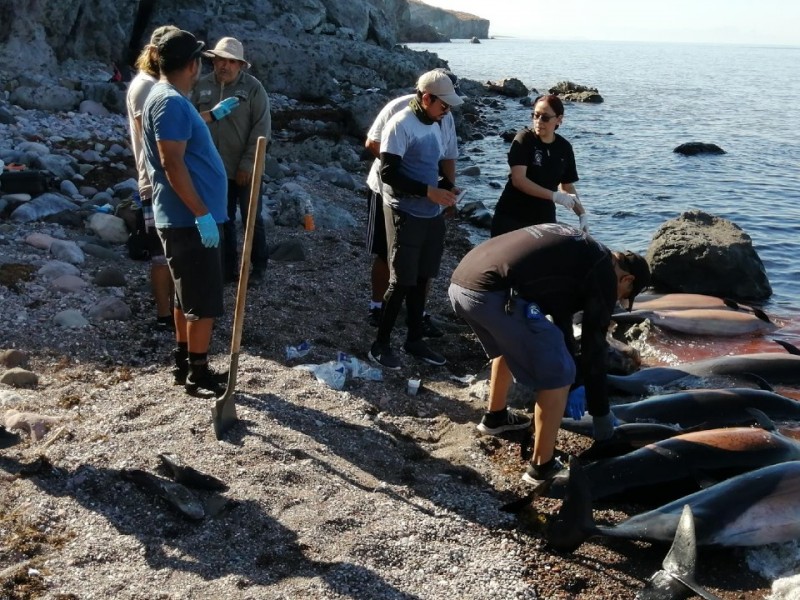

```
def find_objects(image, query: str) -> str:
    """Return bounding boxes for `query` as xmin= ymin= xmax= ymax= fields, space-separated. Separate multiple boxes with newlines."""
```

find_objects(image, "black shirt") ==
xmin=493 ymin=128 xmax=578 ymax=227
xmin=451 ymin=224 xmax=616 ymax=417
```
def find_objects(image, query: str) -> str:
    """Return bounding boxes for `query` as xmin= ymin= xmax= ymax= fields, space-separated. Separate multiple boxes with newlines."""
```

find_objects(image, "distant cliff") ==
xmin=403 ymin=0 xmax=489 ymax=42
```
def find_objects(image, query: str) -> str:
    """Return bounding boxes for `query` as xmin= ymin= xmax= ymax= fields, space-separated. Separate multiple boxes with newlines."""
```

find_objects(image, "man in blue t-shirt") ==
xmin=142 ymin=29 xmax=229 ymax=398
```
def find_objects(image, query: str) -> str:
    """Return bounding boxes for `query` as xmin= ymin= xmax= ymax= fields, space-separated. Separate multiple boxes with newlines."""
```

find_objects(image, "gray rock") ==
xmin=459 ymin=166 xmax=481 ymax=177
xmin=51 ymin=274 xmax=88 ymax=292
xmin=16 ymin=141 xmax=50 ymax=156
xmin=86 ymin=212 xmax=129 ymax=243
xmin=54 ymin=309 xmax=90 ymax=328
xmin=81 ymin=243 xmax=118 ymax=261
xmin=88 ymin=297 xmax=131 ymax=321
xmin=93 ymin=267 xmax=126 ymax=287
xmin=79 ymin=149 xmax=104 ymax=163
xmin=318 ymin=167 xmax=356 ymax=190
xmin=646 ymin=210 xmax=772 ymax=301
xmin=78 ymin=100 xmax=110 ymax=117
xmin=0 ymin=390 xmax=24 ymax=406
xmin=268 ymin=239 xmax=307 ymax=261
xmin=33 ymin=153 xmax=77 ymax=179
xmin=9 ymin=193 xmax=78 ymax=222
xmin=0 ymin=349 xmax=29 ymax=369
xmin=50 ymin=239 xmax=85 ymax=265
xmin=459 ymin=200 xmax=492 ymax=229
xmin=485 ymin=78 xmax=529 ymax=98
xmin=26 ymin=232 xmax=56 ymax=250
xmin=673 ymin=142 xmax=726 ymax=156
xmin=112 ymin=178 xmax=138 ymax=197
xmin=38 ymin=259 xmax=80 ymax=280
xmin=60 ymin=179 xmax=80 ymax=197
xmin=10 ymin=85 xmax=82 ymax=112
xmin=0 ymin=368 xmax=38 ymax=388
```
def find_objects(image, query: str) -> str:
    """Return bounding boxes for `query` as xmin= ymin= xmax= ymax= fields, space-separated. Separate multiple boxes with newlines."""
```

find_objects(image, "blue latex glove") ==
xmin=592 ymin=410 xmax=620 ymax=441
xmin=195 ymin=213 xmax=219 ymax=248
xmin=210 ymin=97 xmax=240 ymax=121
xmin=565 ymin=386 xmax=586 ymax=420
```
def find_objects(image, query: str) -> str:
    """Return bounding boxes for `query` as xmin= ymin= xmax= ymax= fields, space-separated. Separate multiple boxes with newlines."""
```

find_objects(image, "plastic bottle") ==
xmin=312 ymin=361 xmax=347 ymax=390
xmin=285 ymin=340 xmax=312 ymax=359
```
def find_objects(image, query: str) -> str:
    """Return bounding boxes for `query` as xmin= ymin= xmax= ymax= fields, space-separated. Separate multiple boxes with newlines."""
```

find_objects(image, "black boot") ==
xmin=172 ymin=346 xmax=188 ymax=385
xmin=185 ymin=361 xmax=228 ymax=398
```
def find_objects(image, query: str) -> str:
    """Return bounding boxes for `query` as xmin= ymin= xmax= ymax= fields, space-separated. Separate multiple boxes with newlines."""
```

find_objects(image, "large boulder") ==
xmin=485 ymin=78 xmax=529 ymax=98
xmin=646 ymin=210 xmax=772 ymax=301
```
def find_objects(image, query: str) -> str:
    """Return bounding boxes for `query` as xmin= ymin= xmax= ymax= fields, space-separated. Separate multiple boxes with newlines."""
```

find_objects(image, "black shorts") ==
xmin=366 ymin=189 xmax=388 ymax=261
xmin=157 ymin=226 xmax=224 ymax=320
xmin=384 ymin=205 xmax=445 ymax=286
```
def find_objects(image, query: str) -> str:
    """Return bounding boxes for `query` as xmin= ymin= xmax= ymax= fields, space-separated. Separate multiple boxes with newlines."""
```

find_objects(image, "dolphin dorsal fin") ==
xmin=772 ymin=339 xmax=800 ymax=355
xmin=745 ymin=407 xmax=777 ymax=431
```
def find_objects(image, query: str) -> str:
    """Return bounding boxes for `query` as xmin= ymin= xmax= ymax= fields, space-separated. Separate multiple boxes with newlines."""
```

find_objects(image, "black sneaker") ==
xmin=368 ymin=341 xmax=401 ymax=370
xmin=521 ymin=457 xmax=567 ymax=485
xmin=476 ymin=408 xmax=532 ymax=435
xmin=185 ymin=362 xmax=229 ymax=398
xmin=421 ymin=314 xmax=444 ymax=338
xmin=368 ymin=307 xmax=382 ymax=327
xmin=403 ymin=339 xmax=446 ymax=366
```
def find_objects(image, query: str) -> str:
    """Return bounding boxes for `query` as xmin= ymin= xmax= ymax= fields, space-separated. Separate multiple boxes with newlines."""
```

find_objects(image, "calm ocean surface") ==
xmin=407 ymin=39 xmax=800 ymax=317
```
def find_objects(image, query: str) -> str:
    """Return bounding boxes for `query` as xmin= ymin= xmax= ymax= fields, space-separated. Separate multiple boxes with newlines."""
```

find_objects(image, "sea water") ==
xmin=407 ymin=38 xmax=800 ymax=589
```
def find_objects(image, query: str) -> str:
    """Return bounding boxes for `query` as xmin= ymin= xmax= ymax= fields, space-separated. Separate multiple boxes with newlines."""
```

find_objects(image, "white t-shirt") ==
xmin=126 ymin=72 xmax=157 ymax=199
xmin=379 ymin=106 xmax=445 ymax=218
xmin=365 ymin=93 xmax=458 ymax=194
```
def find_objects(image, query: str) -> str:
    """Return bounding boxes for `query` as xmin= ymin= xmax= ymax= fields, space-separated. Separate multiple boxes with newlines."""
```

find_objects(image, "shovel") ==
xmin=212 ymin=135 xmax=268 ymax=439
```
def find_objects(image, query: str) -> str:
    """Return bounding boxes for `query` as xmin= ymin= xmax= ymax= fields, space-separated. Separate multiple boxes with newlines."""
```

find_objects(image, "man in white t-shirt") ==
xmin=367 ymin=70 xmax=463 ymax=370
xmin=364 ymin=69 xmax=460 ymax=339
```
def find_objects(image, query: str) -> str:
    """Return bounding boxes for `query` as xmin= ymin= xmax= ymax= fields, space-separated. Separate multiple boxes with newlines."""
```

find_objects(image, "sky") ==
xmin=419 ymin=0 xmax=800 ymax=46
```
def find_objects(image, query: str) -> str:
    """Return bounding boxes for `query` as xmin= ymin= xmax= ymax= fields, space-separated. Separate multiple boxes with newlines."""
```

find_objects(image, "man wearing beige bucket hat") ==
xmin=192 ymin=37 xmax=271 ymax=285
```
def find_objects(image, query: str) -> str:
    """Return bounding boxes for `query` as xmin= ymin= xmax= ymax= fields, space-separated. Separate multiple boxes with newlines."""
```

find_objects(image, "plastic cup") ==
xmin=407 ymin=378 xmax=421 ymax=396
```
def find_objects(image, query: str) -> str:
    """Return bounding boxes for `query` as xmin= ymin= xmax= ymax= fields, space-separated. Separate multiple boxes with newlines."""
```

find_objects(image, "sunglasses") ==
xmin=430 ymin=94 xmax=451 ymax=111
xmin=532 ymin=111 xmax=558 ymax=123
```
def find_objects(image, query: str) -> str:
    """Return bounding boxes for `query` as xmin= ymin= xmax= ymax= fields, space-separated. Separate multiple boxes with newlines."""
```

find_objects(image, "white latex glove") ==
xmin=552 ymin=191 xmax=577 ymax=210
xmin=579 ymin=213 xmax=589 ymax=233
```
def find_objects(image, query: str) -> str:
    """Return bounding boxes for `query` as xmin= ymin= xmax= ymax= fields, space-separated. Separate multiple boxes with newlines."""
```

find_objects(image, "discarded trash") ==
xmin=285 ymin=340 xmax=312 ymax=360
xmin=449 ymin=374 xmax=476 ymax=385
xmin=295 ymin=361 xmax=347 ymax=390
xmin=336 ymin=352 xmax=383 ymax=381
xmin=93 ymin=203 xmax=114 ymax=214
xmin=407 ymin=378 xmax=421 ymax=396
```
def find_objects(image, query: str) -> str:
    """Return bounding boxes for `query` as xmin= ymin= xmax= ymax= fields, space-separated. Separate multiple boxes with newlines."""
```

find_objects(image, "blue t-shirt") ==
xmin=142 ymin=82 xmax=227 ymax=228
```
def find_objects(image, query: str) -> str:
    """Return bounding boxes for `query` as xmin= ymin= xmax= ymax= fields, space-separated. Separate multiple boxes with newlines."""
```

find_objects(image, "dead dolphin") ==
xmin=549 ymin=424 xmax=800 ymax=505
xmin=636 ymin=505 xmax=721 ymax=600
xmin=546 ymin=458 xmax=800 ymax=551
xmin=612 ymin=308 xmax=776 ymax=336
xmin=632 ymin=293 xmax=742 ymax=312
xmin=607 ymin=351 xmax=800 ymax=394
xmin=563 ymin=388 xmax=800 ymax=436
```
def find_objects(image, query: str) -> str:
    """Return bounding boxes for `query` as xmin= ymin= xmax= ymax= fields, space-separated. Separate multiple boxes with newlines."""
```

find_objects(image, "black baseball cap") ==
xmin=157 ymin=29 xmax=206 ymax=64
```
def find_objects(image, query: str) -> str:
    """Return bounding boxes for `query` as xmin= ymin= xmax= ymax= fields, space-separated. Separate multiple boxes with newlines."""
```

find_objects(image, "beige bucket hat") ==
xmin=203 ymin=37 xmax=251 ymax=68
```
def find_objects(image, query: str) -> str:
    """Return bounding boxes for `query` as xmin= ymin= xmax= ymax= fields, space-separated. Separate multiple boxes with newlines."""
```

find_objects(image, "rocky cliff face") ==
xmin=0 ymin=0 xmax=439 ymax=101
xmin=405 ymin=0 xmax=489 ymax=41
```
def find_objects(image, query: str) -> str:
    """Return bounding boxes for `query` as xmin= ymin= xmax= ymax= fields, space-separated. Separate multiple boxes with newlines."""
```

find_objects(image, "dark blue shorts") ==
xmin=448 ymin=283 xmax=575 ymax=390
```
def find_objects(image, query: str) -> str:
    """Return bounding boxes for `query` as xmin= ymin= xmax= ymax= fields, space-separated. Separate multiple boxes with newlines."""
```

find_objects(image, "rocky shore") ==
xmin=0 ymin=96 xmax=784 ymax=599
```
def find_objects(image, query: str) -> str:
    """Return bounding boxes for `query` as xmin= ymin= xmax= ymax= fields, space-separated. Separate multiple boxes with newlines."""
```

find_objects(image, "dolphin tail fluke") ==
xmin=637 ymin=505 xmax=722 ymax=600
xmin=545 ymin=457 xmax=597 ymax=552
xmin=772 ymin=339 xmax=800 ymax=355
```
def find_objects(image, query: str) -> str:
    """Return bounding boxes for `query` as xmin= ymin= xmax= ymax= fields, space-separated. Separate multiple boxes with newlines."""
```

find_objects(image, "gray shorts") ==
xmin=448 ymin=283 xmax=576 ymax=390
xmin=158 ymin=226 xmax=224 ymax=320
xmin=384 ymin=205 xmax=445 ymax=286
